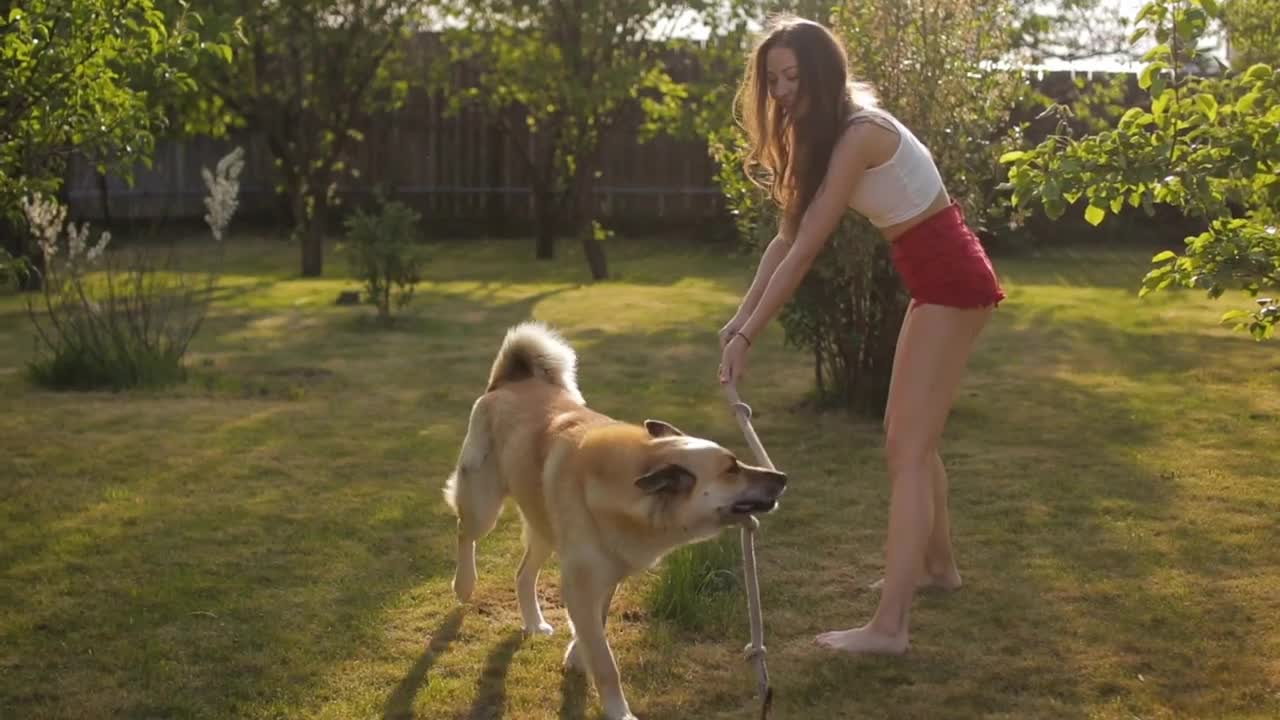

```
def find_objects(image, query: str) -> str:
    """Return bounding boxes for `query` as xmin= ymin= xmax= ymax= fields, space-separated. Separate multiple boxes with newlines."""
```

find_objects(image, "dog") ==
xmin=442 ymin=321 xmax=787 ymax=720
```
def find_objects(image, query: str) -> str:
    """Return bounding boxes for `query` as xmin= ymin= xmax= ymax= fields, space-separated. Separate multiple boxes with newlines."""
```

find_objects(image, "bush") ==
xmin=20 ymin=148 xmax=243 ymax=390
xmin=340 ymin=200 xmax=427 ymax=325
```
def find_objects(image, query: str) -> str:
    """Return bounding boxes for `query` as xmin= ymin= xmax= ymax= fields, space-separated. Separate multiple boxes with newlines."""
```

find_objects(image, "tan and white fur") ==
xmin=442 ymin=322 xmax=787 ymax=720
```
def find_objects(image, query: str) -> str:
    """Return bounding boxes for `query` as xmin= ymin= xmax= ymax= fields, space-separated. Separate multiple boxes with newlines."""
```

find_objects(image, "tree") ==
xmin=0 ymin=0 xmax=220 ymax=288
xmin=1009 ymin=0 xmax=1136 ymax=63
xmin=1003 ymin=0 xmax=1279 ymax=340
xmin=186 ymin=0 xmax=425 ymax=277
xmin=436 ymin=0 xmax=723 ymax=280
xmin=1221 ymin=0 xmax=1280 ymax=69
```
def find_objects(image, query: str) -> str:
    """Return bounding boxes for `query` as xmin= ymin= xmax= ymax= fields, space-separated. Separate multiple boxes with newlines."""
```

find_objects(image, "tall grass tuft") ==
xmin=646 ymin=534 xmax=744 ymax=634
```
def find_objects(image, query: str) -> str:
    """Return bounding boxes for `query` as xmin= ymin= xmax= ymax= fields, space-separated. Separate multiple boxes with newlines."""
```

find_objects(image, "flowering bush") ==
xmin=22 ymin=147 xmax=244 ymax=389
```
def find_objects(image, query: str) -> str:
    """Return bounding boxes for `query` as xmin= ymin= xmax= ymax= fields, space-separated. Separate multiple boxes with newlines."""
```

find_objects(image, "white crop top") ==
xmin=846 ymin=108 xmax=945 ymax=228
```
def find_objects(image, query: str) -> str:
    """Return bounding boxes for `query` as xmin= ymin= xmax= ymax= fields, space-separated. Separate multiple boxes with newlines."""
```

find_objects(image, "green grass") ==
xmin=646 ymin=534 xmax=743 ymax=634
xmin=1 ymin=234 xmax=1278 ymax=719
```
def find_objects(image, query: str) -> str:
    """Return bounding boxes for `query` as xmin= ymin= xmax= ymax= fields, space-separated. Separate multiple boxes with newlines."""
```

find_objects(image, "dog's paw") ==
xmin=605 ymin=706 xmax=638 ymax=720
xmin=524 ymin=621 xmax=554 ymax=636
xmin=562 ymin=640 xmax=587 ymax=674
xmin=452 ymin=572 xmax=475 ymax=603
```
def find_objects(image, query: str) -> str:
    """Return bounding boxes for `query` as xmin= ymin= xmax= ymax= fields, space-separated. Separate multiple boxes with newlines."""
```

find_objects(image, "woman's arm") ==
xmin=737 ymin=127 xmax=871 ymax=343
xmin=732 ymin=230 xmax=793 ymax=320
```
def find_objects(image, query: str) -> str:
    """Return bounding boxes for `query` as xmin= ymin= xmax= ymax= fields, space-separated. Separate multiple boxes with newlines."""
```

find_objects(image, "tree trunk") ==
xmin=96 ymin=169 xmax=112 ymax=228
xmin=574 ymin=164 xmax=608 ymax=281
xmin=534 ymin=188 xmax=556 ymax=260
xmin=291 ymin=185 xmax=324 ymax=278
xmin=301 ymin=218 xmax=324 ymax=278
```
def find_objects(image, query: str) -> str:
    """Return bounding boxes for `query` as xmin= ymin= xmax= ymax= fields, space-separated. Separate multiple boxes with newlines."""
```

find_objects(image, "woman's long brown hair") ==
xmin=735 ymin=16 xmax=878 ymax=240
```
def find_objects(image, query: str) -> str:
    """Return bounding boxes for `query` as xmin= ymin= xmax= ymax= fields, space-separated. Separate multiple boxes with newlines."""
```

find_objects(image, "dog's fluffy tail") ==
xmin=485 ymin=321 xmax=584 ymax=404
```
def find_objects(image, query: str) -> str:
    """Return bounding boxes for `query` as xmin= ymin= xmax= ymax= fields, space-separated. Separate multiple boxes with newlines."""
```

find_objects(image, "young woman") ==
xmin=716 ymin=15 xmax=1005 ymax=655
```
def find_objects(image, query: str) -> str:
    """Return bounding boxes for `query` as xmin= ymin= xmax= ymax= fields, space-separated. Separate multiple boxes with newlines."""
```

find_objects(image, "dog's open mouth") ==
xmin=729 ymin=498 xmax=778 ymax=515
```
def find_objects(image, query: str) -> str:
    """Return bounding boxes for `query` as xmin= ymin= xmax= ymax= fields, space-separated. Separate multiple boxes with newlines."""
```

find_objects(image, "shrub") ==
xmin=340 ymin=200 xmax=427 ymax=325
xmin=20 ymin=148 xmax=244 ymax=390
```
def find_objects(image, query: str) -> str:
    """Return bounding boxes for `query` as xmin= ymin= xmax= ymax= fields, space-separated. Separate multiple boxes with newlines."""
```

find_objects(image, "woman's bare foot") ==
xmin=814 ymin=624 xmax=909 ymax=655
xmin=869 ymin=567 xmax=962 ymax=592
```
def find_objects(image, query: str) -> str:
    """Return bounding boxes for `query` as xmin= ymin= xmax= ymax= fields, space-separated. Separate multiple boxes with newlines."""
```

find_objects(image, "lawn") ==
xmin=1 ymin=234 xmax=1277 ymax=719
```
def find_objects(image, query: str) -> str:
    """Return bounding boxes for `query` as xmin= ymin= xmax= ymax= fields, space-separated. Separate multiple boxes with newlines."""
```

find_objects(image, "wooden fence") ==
xmin=64 ymin=32 xmax=1137 ymax=234
xmin=65 ymin=34 xmax=725 ymax=231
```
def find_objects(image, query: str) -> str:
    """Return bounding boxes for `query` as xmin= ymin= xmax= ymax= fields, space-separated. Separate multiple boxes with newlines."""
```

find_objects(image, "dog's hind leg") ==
xmin=443 ymin=397 xmax=503 ymax=603
xmin=517 ymin=523 xmax=554 ymax=635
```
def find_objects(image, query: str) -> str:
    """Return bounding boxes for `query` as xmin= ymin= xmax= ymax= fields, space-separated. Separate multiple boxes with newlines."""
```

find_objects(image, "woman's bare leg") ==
xmin=816 ymin=303 xmax=990 ymax=655
xmin=872 ymin=305 xmax=962 ymax=591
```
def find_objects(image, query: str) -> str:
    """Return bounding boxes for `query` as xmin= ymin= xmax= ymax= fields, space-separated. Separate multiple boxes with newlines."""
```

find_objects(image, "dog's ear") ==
xmin=635 ymin=464 xmax=695 ymax=495
xmin=644 ymin=419 xmax=686 ymax=438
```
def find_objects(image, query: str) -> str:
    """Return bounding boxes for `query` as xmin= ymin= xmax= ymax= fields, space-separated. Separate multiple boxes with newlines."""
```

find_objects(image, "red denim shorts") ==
xmin=890 ymin=201 xmax=1006 ymax=310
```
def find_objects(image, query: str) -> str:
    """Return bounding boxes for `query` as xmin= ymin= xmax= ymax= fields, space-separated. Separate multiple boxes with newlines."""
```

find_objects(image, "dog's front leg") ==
xmin=562 ymin=567 xmax=635 ymax=720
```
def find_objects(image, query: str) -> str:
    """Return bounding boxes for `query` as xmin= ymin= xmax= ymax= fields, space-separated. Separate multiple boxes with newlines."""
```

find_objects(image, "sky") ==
xmin=669 ymin=1 xmax=1226 ymax=73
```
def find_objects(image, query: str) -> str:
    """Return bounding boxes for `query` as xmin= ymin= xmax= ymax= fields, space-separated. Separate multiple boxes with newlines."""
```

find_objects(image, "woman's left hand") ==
xmin=718 ymin=333 xmax=750 ymax=385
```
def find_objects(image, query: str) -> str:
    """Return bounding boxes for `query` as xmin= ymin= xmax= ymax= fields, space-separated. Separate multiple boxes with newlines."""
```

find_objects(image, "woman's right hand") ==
xmin=719 ymin=315 xmax=745 ymax=350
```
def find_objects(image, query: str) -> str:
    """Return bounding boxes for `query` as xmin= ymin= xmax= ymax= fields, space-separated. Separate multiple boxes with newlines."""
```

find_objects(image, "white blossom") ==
xmin=19 ymin=194 xmax=111 ymax=269
xmin=20 ymin=193 xmax=66 ymax=262
xmin=202 ymin=147 xmax=245 ymax=242
xmin=86 ymin=231 xmax=111 ymax=263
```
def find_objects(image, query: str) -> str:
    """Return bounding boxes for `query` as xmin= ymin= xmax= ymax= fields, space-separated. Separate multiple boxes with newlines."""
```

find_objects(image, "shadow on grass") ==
xmin=384 ymin=607 xmax=466 ymax=720
xmin=463 ymin=630 xmax=524 ymax=720
xmin=557 ymin=670 xmax=590 ymax=720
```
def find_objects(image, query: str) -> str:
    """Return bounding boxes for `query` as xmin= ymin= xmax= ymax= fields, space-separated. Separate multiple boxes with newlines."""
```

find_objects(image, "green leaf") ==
xmin=1110 ymin=195 xmax=1125 ymax=213
xmin=1243 ymin=64 xmax=1273 ymax=82
xmin=1199 ymin=0 xmax=1220 ymax=17
xmin=998 ymin=151 xmax=1026 ymax=163
xmin=1221 ymin=309 xmax=1251 ymax=323
xmin=1044 ymin=196 xmax=1066 ymax=220
xmin=1151 ymin=74 xmax=1167 ymax=100
xmin=1120 ymin=107 xmax=1144 ymax=127
xmin=1152 ymin=250 xmax=1177 ymax=263
xmin=1129 ymin=27 xmax=1149 ymax=45
xmin=1195 ymin=93 xmax=1218 ymax=121
xmin=1085 ymin=205 xmax=1107 ymax=226
xmin=1140 ymin=61 xmax=1169 ymax=90
xmin=1142 ymin=44 xmax=1172 ymax=62
xmin=1153 ymin=89 xmax=1172 ymax=118
xmin=1237 ymin=92 xmax=1261 ymax=112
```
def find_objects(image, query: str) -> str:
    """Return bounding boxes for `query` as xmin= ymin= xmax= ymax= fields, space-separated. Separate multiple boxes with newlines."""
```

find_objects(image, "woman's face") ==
xmin=766 ymin=46 xmax=803 ymax=118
